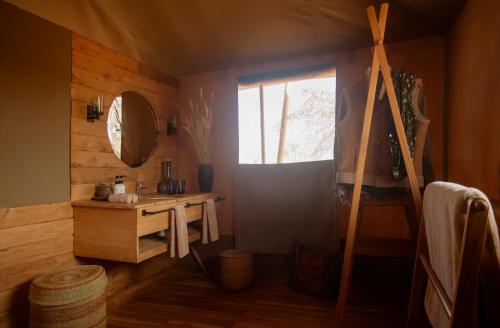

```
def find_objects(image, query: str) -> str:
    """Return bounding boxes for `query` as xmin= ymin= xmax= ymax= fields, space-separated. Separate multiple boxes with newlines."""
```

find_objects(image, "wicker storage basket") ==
xmin=29 ymin=265 xmax=108 ymax=328
xmin=218 ymin=249 xmax=253 ymax=291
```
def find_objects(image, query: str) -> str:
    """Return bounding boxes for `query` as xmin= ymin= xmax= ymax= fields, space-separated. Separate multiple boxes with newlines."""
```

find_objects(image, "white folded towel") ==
xmin=423 ymin=182 xmax=500 ymax=327
xmin=202 ymin=199 xmax=219 ymax=244
xmin=170 ymin=205 xmax=189 ymax=258
xmin=108 ymin=193 xmax=138 ymax=204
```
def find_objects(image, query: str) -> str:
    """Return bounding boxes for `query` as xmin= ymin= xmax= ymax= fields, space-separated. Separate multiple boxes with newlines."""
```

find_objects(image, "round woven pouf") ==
xmin=29 ymin=265 xmax=107 ymax=328
xmin=219 ymin=249 xmax=253 ymax=291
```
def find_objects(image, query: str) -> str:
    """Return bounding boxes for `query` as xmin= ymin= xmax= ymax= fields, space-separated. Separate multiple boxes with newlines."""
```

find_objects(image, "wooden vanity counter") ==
xmin=72 ymin=193 xmax=218 ymax=263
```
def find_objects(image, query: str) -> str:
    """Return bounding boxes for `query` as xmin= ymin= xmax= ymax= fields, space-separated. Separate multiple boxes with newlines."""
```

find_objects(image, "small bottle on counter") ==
xmin=113 ymin=175 xmax=126 ymax=194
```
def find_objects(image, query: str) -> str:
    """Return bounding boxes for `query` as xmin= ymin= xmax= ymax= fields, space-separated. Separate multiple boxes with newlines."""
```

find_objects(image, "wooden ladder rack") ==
xmin=334 ymin=3 xmax=423 ymax=326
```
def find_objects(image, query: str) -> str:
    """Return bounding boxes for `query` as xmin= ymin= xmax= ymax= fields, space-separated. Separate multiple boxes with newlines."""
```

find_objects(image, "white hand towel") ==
xmin=170 ymin=205 xmax=189 ymax=258
xmin=423 ymin=182 xmax=500 ymax=327
xmin=202 ymin=199 xmax=219 ymax=244
xmin=108 ymin=193 xmax=138 ymax=203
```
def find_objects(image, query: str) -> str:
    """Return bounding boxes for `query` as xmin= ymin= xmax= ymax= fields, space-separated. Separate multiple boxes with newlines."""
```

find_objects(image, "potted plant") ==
xmin=181 ymin=87 xmax=214 ymax=192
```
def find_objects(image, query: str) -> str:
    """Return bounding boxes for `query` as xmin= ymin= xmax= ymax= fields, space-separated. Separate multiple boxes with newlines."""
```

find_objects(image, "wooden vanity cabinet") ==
xmin=73 ymin=193 xmax=214 ymax=263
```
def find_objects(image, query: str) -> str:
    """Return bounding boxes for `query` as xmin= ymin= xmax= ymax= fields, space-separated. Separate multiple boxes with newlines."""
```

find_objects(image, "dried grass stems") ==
xmin=181 ymin=87 xmax=214 ymax=164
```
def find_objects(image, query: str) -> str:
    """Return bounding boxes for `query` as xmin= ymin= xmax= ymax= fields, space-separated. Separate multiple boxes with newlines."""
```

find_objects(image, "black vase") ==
xmin=198 ymin=164 xmax=213 ymax=192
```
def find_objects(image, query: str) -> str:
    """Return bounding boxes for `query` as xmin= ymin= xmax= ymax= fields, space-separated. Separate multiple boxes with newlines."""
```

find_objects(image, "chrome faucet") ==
xmin=136 ymin=181 xmax=146 ymax=198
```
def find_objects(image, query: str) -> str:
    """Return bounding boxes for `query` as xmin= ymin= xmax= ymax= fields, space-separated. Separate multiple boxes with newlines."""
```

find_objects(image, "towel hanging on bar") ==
xmin=170 ymin=205 xmax=189 ymax=258
xmin=202 ymin=199 xmax=219 ymax=244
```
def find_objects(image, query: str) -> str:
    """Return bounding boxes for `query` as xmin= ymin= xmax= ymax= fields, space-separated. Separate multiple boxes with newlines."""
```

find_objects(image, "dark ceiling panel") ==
xmin=4 ymin=0 xmax=465 ymax=75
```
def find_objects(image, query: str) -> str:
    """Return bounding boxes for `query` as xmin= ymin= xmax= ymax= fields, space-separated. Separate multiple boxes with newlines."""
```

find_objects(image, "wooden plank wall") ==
xmin=71 ymin=32 xmax=181 ymax=313
xmin=0 ymin=34 xmax=181 ymax=327
xmin=0 ymin=203 xmax=78 ymax=326
xmin=447 ymin=0 xmax=500 ymax=200
xmin=0 ymin=201 xmax=177 ymax=327
xmin=71 ymin=32 xmax=181 ymax=311
xmin=71 ymin=33 xmax=179 ymax=200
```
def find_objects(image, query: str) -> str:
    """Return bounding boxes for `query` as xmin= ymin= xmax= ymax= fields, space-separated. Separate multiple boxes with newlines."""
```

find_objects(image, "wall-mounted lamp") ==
xmin=87 ymin=96 xmax=104 ymax=122
xmin=167 ymin=113 xmax=177 ymax=135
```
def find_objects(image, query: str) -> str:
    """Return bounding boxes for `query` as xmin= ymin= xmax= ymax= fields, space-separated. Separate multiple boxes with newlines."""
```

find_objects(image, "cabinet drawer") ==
xmin=138 ymin=211 xmax=169 ymax=237
xmin=186 ymin=204 xmax=203 ymax=222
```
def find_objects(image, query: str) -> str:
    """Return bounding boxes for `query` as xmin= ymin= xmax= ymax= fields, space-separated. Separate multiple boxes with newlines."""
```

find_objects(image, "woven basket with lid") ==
xmin=29 ymin=265 xmax=107 ymax=328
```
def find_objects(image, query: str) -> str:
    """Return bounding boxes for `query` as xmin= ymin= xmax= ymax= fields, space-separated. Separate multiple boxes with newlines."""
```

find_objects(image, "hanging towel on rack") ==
xmin=170 ymin=205 xmax=189 ymax=258
xmin=202 ymin=199 xmax=219 ymax=244
xmin=423 ymin=182 xmax=500 ymax=327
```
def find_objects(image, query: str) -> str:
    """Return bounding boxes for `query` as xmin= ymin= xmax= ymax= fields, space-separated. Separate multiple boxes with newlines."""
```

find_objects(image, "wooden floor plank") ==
xmin=108 ymin=267 xmax=406 ymax=327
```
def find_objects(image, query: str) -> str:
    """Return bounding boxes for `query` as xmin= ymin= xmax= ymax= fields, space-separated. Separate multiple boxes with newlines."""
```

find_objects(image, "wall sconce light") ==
xmin=167 ymin=113 xmax=177 ymax=135
xmin=87 ymin=96 xmax=104 ymax=122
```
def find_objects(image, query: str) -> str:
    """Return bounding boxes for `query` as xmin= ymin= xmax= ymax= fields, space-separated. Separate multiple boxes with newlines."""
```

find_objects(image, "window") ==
xmin=238 ymin=71 xmax=336 ymax=164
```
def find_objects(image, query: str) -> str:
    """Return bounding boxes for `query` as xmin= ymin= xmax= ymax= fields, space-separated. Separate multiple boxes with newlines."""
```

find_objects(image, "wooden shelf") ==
xmin=72 ymin=192 xmax=218 ymax=209
xmin=356 ymin=238 xmax=416 ymax=258
xmin=360 ymin=192 xmax=412 ymax=207
xmin=138 ymin=227 xmax=201 ymax=263
xmin=138 ymin=235 xmax=167 ymax=263
xmin=187 ymin=227 xmax=201 ymax=243
xmin=164 ymin=227 xmax=202 ymax=244
xmin=340 ymin=238 xmax=416 ymax=258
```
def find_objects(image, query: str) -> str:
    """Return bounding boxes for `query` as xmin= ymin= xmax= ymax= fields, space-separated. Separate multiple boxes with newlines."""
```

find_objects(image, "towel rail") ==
xmin=141 ymin=196 xmax=225 ymax=216
xmin=185 ymin=196 xmax=225 ymax=208
xmin=141 ymin=207 xmax=175 ymax=216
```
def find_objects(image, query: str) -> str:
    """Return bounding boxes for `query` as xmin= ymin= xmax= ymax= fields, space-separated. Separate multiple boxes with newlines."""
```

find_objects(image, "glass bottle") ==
xmin=157 ymin=161 xmax=173 ymax=194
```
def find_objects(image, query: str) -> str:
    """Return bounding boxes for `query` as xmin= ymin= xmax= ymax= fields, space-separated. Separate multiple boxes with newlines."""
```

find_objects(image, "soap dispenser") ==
xmin=113 ymin=175 xmax=126 ymax=194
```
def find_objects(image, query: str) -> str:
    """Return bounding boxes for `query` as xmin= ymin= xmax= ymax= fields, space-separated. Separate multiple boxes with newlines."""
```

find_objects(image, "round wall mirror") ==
xmin=107 ymin=91 xmax=158 ymax=168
